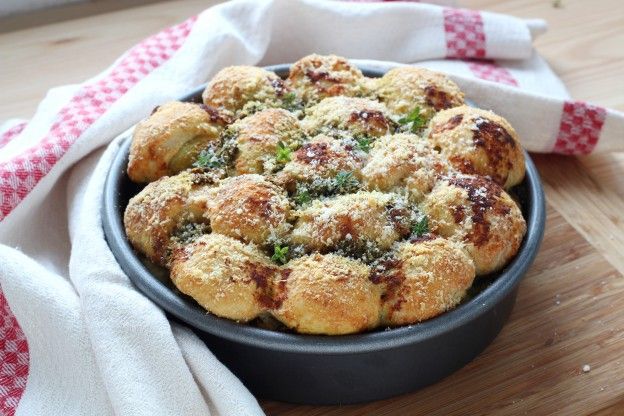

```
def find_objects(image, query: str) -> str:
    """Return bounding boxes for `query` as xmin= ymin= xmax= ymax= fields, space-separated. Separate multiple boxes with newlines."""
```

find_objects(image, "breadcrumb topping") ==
xmin=124 ymin=54 xmax=528 ymax=335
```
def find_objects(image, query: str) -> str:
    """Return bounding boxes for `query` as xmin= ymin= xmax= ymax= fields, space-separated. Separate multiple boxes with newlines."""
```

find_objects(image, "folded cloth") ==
xmin=0 ymin=0 xmax=623 ymax=414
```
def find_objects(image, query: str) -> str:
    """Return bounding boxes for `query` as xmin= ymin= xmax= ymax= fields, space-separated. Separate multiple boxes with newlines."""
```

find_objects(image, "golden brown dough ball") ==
xmin=302 ymin=97 xmax=394 ymax=138
xmin=421 ymin=174 xmax=526 ymax=275
xmin=371 ymin=238 xmax=475 ymax=326
xmin=200 ymin=174 xmax=291 ymax=246
xmin=230 ymin=108 xmax=302 ymax=175
xmin=286 ymin=54 xmax=369 ymax=104
xmin=427 ymin=106 xmax=525 ymax=188
xmin=124 ymin=170 xmax=219 ymax=266
xmin=361 ymin=133 xmax=450 ymax=202
xmin=202 ymin=66 xmax=289 ymax=116
xmin=170 ymin=233 xmax=277 ymax=322
xmin=374 ymin=67 xmax=464 ymax=119
xmin=273 ymin=253 xmax=380 ymax=334
xmin=127 ymin=101 xmax=228 ymax=183
xmin=275 ymin=134 xmax=365 ymax=189
xmin=291 ymin=191 xmax=413 ymax=254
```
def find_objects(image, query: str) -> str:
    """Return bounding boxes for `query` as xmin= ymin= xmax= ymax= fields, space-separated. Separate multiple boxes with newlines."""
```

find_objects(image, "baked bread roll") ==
xmin=361 ymin=133 xmax=450 ymax=202
xmin=372 ymin=238 xmax=475 ymax=326
xmin=170 ymin=233 xmax=277 ymax=322
xmin=230 ymin=108 xmax=302 ymax=175
xmin=374 ymin=66 xmax=464 ymax=119
xmin=291 ymin=191 xmax=414 ymax=255
xmin=128 ymin=101 xmax=228 ymax=182
xmin=124 ymin=170 xmax=219 ymax=266
xmin=302 ymin=96 xmax=394 ymax=138
xmin=427 ymin=105 xmax=525 ymax=188
xmin=202 ymin=66 xmax=290 ymax=117
xmin=201 ymin=174 xmax=291 ymax=246
xmin=287 ymin=54 xmax=369 ymax=104
xmin=422 ymin=174 xmax=526 ymax=275
xmin=273 ymin=253 xmax=380 ymax=335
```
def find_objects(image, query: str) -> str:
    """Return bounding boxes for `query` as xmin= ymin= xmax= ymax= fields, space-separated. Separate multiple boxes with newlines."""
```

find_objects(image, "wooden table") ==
xmin=2 ymin=1 xmax=623 ymax=414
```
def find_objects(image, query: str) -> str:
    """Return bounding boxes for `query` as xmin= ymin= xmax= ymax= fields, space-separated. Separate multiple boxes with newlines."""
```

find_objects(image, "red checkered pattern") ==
xmin=553 ymin=101 xmax=606 ymax=155
xmin=0 ymin=123 xmax=27 ymax=150
xmin=466 ymin=60 xmax=518 ymax=87
xmin=443 ymin=8 xmax=486 ymax=59
xmin=0 ymin=15 xmax=196 ymax=414
xmin=0 ymin=15 xmax=197 ymax=222
xmin=0 ymin=288 xmax=29 ymax=416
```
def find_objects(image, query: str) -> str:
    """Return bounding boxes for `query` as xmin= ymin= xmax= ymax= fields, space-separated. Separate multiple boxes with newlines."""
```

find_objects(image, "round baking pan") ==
xmin=102 ymin=65 xmax=546 ymax=405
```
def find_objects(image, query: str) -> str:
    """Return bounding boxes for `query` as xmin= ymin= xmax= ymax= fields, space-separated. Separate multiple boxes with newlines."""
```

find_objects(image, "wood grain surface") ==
xmin=1 ymin=0 xmax=623 ymax=414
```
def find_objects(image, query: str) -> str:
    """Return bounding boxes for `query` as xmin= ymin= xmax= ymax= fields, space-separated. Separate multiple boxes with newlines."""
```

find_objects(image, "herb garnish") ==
xmin=294 ymin=189 xmax=311 ymax=206
xmin=411 ymin=216 xmax=429 ymax=237
xmin=280 ymin=92 xmax=302 ymax=112
xmin=355 ymin=136 xmax=372 ymax=152
xmin=193 ymin=147 xmax=224 ymax=169
xmin=334 ymin=171 xmax=359 ymax=193
xmin=275 ymin=141 xmax=293 ymax=164
xmin=271 ymin=244 xmax=289 ymax=264
xmin=398 ymin=106 xmax=427 ymax=133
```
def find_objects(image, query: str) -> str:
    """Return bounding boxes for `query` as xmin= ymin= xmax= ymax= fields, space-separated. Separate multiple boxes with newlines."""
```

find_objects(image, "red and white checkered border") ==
xmin=443 ymin=8 xmax=486 ymax=59
xmin=0 ymin=123 xmax=28 ymax=150
xmin=553 ymin=101 xmax=606 ymax=155
xmin=0 ymin=288 xmax=29 ymax=416
xmin=466 ymin=60 xmax=518 ymax=87
xmin=0 ymin=15 xmax=197 ymax=415
xmin=0 ymin=15 xmax=197 ymax=222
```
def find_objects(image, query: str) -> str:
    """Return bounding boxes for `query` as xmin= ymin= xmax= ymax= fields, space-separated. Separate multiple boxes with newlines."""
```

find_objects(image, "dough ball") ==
xmin=170 ymin=233 xmax=277 ymax=322
xmin=421 ymin=174 xmax=526 ymax=275
xmin=128 ymin=101 xmax=228 ymax=183
xmin=287 ymin=54 xmax=369 ymax=104
xmin=231 ymin=108 xmax=302 ymax=175
xmin=427 ymin=105 xmax=525 ymax=188
xmin=361 ymin=133 xmax=450 ymax=202
xmin=371 ymin=238 xmax=475 ymax=326
xmin=202 ymin=174 xmax=291 ymax=246
xmin=273 ymin=253 xmax=380 ymax=334
xmin=374 ymin=66 xmax=464 ymax=119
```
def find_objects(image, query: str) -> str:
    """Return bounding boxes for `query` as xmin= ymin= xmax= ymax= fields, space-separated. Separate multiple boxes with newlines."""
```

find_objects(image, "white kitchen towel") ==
xmin=1 ymin=0 xmax=623 ymax=415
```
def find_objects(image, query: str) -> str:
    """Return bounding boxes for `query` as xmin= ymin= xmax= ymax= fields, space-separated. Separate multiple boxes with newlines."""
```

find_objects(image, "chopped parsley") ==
xmin=280 ymin=92 xmax=302 ymax=111
xmin=398 ymin=106 xmax=427 ymax=133
xmin=334 ymin=171 xmax=359 ymax=193
xmin=271 ymin=244 xmax=289 ymax=264
xmin=411 ymin=216 xmax=429 ymax=237
xmin=275 ymin=141 xmax=293 ymax=164
xmin=355 ymin=136 xmax=372 ymax=152
xmin=193 ymin=147 xmax=224 ymax=169
xmin=293 ymin=188 xmax=311 ymax=206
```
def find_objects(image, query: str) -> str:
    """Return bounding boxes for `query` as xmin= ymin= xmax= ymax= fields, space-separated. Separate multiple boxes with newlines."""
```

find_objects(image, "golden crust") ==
xmin=291 ymin=191 xmax=412 ymax=252
xmin=302 ymin=96 xmax=394 ymax=138
xmin=421 ymin=174 xmax=527 ymax=275
xmin=202 ymin=66 xmax=288 ymax=116
xmin=275 ymin=134 xmax=365 ymax=188
xmin=200 ymin=174 xmax=291 ymax=246
xmin=273 ymin=253 xmax=380 ymax=334
xmin=361 ymin=133 xmax=451 ymax=202
xmin=427 ymin=105 xmax=525 ymax=188
xmin=286 ymin=54 xmax=369 ymax=103
xmin=123 ymin=170 xmax=218 ymax=266
xmin=372 ymin=238 xmax=475 ymax=326
xmin=231 ymin=108 xmax=302 ymax=175
xmin=123 ymin=54 xmax=529 ymax=335
xmin=374 ymin=66 xmax=464 ymax=118
xmin=170 ymin=233 xmax=276 ymax=322
xmin=127 ymin=101 xmax=227 ymax=183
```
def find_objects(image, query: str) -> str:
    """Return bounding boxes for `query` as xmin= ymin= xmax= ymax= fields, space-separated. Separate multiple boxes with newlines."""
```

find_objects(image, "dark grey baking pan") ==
xmin=102 ymin=65 xmax=546 ymax=405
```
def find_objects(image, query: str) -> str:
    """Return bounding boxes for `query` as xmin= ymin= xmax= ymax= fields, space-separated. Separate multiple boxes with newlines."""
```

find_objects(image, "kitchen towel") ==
xmin=1 ymin=0 xmax=623 ymax=415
